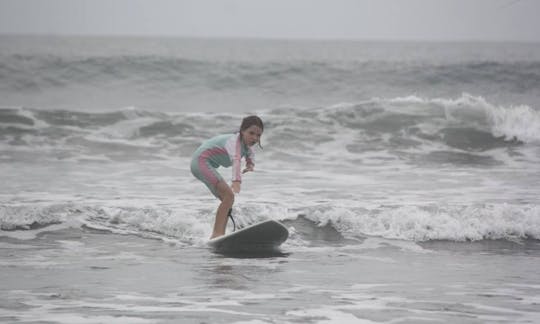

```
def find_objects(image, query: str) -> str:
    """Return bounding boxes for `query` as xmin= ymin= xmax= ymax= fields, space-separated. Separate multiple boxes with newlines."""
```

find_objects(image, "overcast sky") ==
xmin=0 ymin=0 xmax=539 ymax=42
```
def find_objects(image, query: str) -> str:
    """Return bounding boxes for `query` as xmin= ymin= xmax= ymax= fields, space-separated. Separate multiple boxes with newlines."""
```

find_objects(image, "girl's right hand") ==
xmin=231 ymin=181 xmax=241 ymax=193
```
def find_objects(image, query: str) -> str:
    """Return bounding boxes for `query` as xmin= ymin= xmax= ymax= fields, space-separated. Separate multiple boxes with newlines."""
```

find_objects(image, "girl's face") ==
xmin=241 ymin=125 xmax=263 ymax=147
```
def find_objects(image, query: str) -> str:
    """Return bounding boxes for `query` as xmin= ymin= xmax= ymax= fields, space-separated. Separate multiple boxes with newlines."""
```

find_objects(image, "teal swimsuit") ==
xmin=191 ymin=133 xmax=255 ymax=198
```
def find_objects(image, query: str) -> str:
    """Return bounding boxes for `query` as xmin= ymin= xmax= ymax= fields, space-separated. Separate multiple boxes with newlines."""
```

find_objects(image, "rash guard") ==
xmin=190 ymin=133 xmax=255 ymax=197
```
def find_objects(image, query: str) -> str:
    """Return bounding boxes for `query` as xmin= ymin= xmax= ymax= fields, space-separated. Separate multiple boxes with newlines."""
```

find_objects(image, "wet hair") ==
xmin=240 ymin=115 xmax=264 ymax=132
xmin=240 ymin=115 xmax=264 ymax=148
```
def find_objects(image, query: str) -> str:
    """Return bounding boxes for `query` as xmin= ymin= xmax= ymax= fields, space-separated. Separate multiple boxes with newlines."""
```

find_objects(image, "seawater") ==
xmin=1 ymin=35 xmax=540 ymax=323
xmin=1 ymin=95 xmax=539 ymax=243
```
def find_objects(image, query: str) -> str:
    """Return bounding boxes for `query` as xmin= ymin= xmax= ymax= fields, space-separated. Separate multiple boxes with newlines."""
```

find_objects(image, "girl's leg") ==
xmin=210 ymin=181 xmax=235 ymax=238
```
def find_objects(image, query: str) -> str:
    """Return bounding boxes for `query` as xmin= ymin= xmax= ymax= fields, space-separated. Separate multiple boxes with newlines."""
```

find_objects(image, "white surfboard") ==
xmin=208 ymin=219 xmax=288 ymax=252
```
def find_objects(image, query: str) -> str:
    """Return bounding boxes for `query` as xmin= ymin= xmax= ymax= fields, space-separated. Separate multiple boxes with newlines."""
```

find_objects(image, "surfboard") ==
xmin=208 ymin=219 xmax=288 ymax=253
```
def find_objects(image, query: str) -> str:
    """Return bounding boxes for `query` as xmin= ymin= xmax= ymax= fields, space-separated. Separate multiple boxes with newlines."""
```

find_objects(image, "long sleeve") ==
xmin=224 ymin=134 xmax=242 ymax=182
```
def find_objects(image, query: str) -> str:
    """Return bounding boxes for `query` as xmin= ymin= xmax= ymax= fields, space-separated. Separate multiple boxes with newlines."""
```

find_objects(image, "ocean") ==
xmin=1 ymin=35 xmax=540 ymax=323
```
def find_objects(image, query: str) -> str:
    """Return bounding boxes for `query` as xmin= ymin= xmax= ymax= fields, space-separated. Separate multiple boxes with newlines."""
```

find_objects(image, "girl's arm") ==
xmin=225 ymin=134 xmax=243 ymax=183
xmin=243 ymin=147 xmax=255 ymax=173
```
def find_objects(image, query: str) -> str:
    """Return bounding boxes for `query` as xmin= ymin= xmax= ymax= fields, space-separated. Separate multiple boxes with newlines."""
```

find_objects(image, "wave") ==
xmin=299 ymin=203 xmax=540 ymax=242
xmin=1 ymin=94 xmax=539 ymax=166
xmin=383 ymin=94 xmax=540 ymax=143
xmin=1 ymin=202 xmax=539 ymax=244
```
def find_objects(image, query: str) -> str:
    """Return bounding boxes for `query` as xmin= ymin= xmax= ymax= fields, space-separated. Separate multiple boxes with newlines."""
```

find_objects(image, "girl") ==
xmin=190 ymin=115 xmax=264 ymax=239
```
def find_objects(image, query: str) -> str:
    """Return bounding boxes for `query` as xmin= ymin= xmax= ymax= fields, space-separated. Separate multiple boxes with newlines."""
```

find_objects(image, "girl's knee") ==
xmin=223 ymin=190 xmax=235 ymax=205
xmin=216 ymin=182 xmax=235 ymax=204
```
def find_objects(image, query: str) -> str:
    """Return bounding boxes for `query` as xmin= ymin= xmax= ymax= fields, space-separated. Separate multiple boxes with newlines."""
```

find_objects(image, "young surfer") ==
xmin=190 ymin=115 xmax=264 ymax=239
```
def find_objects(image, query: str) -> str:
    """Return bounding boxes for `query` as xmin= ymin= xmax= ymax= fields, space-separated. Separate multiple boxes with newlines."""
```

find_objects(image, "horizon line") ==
xmin=1 ymin=32 xmax=539 ymax=45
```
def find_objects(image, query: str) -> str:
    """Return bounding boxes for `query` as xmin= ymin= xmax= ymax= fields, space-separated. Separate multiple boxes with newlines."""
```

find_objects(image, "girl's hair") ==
xmin=240 ymin=115 xmax=264 ymax=148
xmin=240 ymin=115 xmax=264 ymax=132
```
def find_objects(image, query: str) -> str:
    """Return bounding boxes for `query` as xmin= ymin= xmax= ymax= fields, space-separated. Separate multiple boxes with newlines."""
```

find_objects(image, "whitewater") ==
xmin=1 ymin=35 xmax=540 ymax=323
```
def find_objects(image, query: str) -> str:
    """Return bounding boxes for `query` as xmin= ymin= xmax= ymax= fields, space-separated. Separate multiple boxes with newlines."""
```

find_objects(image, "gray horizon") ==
xmin=1 ymin=0 xmax=539 ymax=42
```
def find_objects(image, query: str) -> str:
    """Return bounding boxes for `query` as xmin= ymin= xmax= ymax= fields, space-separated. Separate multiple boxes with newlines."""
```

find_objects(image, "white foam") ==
xmin=2 ymin=199 xmax=539 ymax=244
xmin=287 ymin=308 xmax=376 ymax=324
xmin=0 ymin=203 xmax=82 ymax=237
xmin=488 ymin=103 xmax=540 ymax=143
xmin=294 ymin=203 xmax=540 ymax=242
xmin=82 ymin=204 xmax=213 ymax=246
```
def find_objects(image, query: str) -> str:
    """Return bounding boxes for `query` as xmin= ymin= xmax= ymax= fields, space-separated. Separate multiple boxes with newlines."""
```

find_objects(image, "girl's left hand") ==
xmin=242 ymin=164 xmax=254 ymax=174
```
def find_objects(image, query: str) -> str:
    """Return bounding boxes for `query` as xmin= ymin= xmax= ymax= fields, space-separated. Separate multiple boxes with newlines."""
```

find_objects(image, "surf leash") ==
xmin=228 ymin=208 xmax=237 ymax=232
